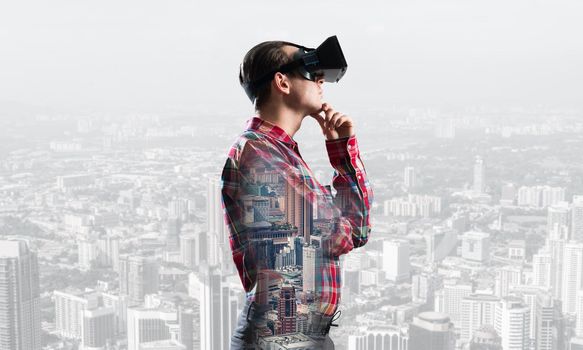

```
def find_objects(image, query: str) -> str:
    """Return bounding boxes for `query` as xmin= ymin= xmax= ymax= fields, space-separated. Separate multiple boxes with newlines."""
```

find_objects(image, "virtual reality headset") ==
xmin=241 ymin=35 xmax=348 ymax=103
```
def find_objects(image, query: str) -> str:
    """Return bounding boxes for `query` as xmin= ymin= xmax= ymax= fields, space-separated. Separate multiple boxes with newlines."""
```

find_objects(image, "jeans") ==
xmin=230 ymin=299 xmax=335 ymax=350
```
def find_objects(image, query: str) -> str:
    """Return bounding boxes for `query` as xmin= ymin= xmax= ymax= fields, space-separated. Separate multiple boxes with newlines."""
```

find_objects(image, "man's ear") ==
xmin=272 ymin=72 xmax=291 ymax=97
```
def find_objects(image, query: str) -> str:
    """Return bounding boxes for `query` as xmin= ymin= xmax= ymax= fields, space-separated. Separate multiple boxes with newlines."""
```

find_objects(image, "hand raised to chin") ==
xmin=309 ymin=103 xmax=355 ymax=140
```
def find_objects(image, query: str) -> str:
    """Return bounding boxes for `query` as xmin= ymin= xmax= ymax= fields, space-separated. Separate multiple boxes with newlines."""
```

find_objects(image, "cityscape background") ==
xmin=2 ymin=0 xmax=583 ymax=349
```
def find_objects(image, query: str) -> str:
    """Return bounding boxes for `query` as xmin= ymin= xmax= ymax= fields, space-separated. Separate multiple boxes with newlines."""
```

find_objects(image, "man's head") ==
xmin=239 ymin=41 xmax=324 ymax=114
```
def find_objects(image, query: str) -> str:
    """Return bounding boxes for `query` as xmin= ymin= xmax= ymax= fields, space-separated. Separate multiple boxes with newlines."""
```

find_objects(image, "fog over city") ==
xmin=1 ymin=1 xmax=583 ymax=350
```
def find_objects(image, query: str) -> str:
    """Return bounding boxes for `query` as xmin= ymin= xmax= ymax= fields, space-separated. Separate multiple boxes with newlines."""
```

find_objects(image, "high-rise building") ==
xmin=209 ymin=175 xmax=228 ymax=266
xmin=547 ymin=237 xmax=566 ymax=300
xmin=409 ymin=312 xmax=455 ymax=350
xmin=494 ymin=265 xmax=523 ymax=298
xmin=302 ymin=245 xmax=317 ymax=293
xmin=97 ymin=235 xmax=120 ymax=271
xmin=412 ymin=272 xmax=442 ymax=310
xmin=473 ymin=156 xmax=486 ymax=194
xmin=0 ymin=240 xmax=41 ymax=350
xmin=168 ymin=197 xmax=190 ymax=222
xmin=494 ymin=297 xmax=530 ymax=350
xmin=404 ymin=166 xmax=416 ymax=189
xmin=285 ymin=177 xmax=313 ymax=242
xmin=434 ymin=280 xmax=473 ymax=326
xmin=573 ymin=195 xmax=583 ymax=242
xmin=460 ymin=294 xmax=499 ymax=344
xmin=532 ymin=248 xmax=552 ymax=289
xmin=547 ymin=202 xmax=570 ymax=238
xmin=78 ymin=237 xmax=98 ymax=270
xmin=382 ymin=239 xmax=410 ymax=283
xmin=119 ymin=254 xmax=160 ymax=304
xmin=500 ymin=183 xmax=516 ymax=206
xmin=461 ymin=231 xmax=490 ymax=262
xmin=180 ymin=234 xmax=198 ymax=269
xmin=561 ymin=241 xmax=583 ymax=314
xmin=101 ymin=292 xmax=128 ymax=335
xmin=276 ymin=284 xmax=297 ymax=335
xmin=535 ymin=292 xmax=563 ymax=350
xmin=54 ymin=289 xmax=100 ymax=339
xmin=166 ymin=217 xmax=182 ymax=252
xmin=198 ymin=265 xmax=241 ymax=350
xmin=425 ymin=226 xmax=457 ymax=263
xmin=81 ymin=307 xmax=115 ymax=350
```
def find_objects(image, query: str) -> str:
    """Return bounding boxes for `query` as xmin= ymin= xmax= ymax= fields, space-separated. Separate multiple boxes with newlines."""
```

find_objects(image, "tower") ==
xmin=473 ymin=156 xmax=486 ymax=194
xmin=276 ymin=284 xmax=297 ymax=335
xmin=0 ymin=240 xmax=41 ymax=350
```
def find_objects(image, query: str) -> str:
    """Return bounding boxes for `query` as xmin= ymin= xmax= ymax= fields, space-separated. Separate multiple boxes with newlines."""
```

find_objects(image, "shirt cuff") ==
xmin=325 ymin=135 xmax=359 ymax=174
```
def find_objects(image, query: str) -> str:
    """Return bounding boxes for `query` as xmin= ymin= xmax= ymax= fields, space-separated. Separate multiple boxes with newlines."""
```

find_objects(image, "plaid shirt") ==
xmin=220 ymin=116 xmax=373 ymax=317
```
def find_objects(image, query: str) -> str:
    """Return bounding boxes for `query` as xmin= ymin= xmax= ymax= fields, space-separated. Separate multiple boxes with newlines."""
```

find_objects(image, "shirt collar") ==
xmin=245 ymin=116 xmax=298 ymax=148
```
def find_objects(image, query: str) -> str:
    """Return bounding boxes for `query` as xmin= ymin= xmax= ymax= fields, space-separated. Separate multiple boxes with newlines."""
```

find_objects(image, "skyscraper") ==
xmin=54 ymin=289 xmax=99 ymax=339
xmin=166 ymin=217 xmax=182 ymax=252
xmin=285 ymin=177 xmax=313 ymax=243
xmin=0 ymin=240 xmax=41 ymax=350
xmin=404 ymin=166 xmax=416 ymax=189
xmin=119 ymin=254 xmax=160 ymax=304
xmin=561 ymin=241 xmax=583 ymax=314
xmin=547 ymin=202 xmax=570 ymax=238
xmin=382 ymin=239 xmax=411 ymax=283
xmin=425 ymin=226 xmax=457 ymax=263
xmin=473 ymin=156 xmax=485 ymax=194
xmin=573 ymin=195 xmax=583 ymax=242
xmin=97 ymin=234 xmax=120 ymax=271
xmin=412 ymin=272 xmax=442 ymax=310
xmin=198 ymin=265 xmax=241 ymax=350
xmin=434 ymin=281 xmax=473 ymax=326
xmin=460 ymin=294 xmax=499 ymax=344
xmin=535 ymin=292 xmax=563 ymax=350
xmin=180 ymin=234 xmax=198 ymax=269
xmin=409 ymin=312 xmax=455 ymax=350
xmin=208 ymin=175 xmax=228 ymax=266
xmin=81 ymin=306 xmax=115 ymax=350
xmin=494 ymin=297 xmax=530 ymax=350
xmin=302 ymin=245 xmax=317 ymax=293
xmin=276 ymin=284 xmax=297 ymax=335
xmin=532 ymin=248 xmax=552 ymax=289
xmin=494 ymin=265 xmax=523 ymax=298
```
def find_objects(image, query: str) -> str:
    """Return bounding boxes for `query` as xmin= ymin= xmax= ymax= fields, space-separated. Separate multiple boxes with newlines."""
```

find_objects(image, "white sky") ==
xmin=1 ymin=0 xmax=582 ymax=114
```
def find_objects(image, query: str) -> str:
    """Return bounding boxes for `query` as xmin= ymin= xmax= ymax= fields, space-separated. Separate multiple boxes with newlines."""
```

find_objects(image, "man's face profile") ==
xmin=275 ymin=45 xmax=325 ymax=115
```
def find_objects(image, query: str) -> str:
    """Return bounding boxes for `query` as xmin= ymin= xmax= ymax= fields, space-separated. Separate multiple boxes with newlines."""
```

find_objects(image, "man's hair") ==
xmin=239 ymin=41 xmax=301 ymax=110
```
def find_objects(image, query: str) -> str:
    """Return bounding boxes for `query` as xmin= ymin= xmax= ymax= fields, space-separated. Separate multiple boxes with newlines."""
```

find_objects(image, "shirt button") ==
xmin=347 ymin=145 xmax=352 ymax=150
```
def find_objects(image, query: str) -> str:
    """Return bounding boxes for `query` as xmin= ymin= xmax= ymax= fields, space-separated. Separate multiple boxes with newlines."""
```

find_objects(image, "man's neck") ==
xmin=257 ymin=104 xmax=304 ymax=139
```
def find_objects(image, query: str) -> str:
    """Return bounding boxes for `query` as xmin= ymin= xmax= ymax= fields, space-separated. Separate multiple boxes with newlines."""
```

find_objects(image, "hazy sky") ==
xmin=1 ymin=0 xmax=582 ymax=114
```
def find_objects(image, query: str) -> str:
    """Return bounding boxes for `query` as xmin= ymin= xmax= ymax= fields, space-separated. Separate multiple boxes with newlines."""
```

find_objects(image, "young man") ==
xmin=221 ymin=39 xmax=373 ymax=349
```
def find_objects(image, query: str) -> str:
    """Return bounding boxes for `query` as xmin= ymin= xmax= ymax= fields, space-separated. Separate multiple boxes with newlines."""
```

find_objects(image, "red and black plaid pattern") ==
xmin=221 ymin=116 xmax=373 ymax=317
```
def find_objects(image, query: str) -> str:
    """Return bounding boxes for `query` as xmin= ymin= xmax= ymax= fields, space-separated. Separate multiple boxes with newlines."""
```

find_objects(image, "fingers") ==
xmin=334 ymin=115 xmax=351 ymax=128
xmin=327 ymin=112 xmax=342 ymax=131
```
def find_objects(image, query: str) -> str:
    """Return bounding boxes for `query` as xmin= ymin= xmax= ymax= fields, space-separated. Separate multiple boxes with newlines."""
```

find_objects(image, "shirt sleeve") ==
xmin=220 ymin=152 xmax=259 ymax=293
xmin=325 ymin=135 xmax=374 ymax=249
